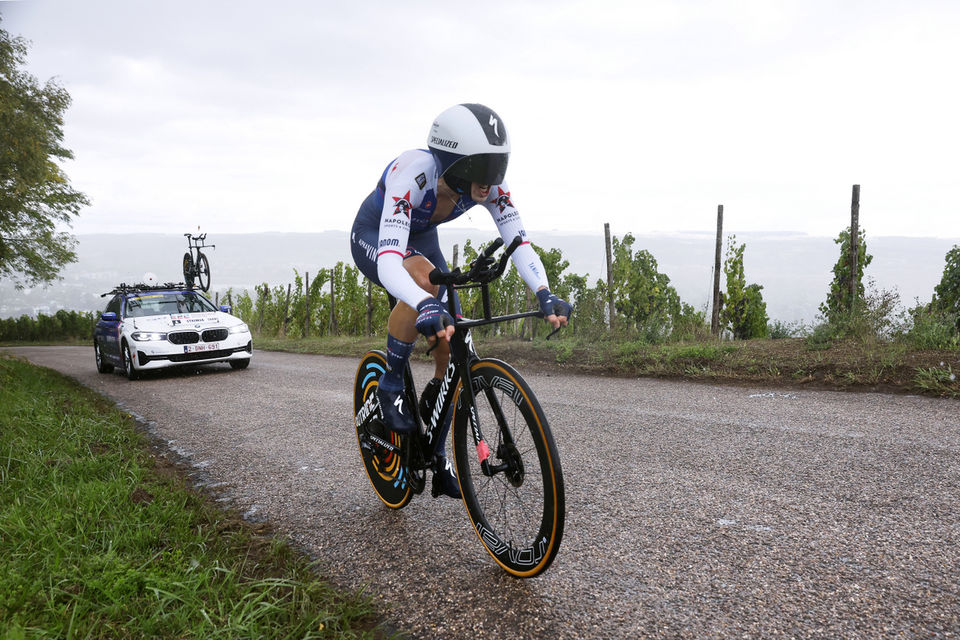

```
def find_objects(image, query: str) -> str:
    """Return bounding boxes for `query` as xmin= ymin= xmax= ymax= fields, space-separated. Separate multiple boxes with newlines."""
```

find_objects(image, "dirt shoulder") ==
xmin=253 ymin=335 xmax=960 ymax=398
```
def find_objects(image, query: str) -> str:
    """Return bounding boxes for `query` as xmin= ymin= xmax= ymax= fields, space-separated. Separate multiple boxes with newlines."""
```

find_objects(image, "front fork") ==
xmin=452 ymin=332 xmax=516 ymax=478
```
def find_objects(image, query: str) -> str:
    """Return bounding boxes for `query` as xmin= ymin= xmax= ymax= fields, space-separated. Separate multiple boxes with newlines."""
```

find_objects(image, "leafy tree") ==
xmin=0 ymin=310 xmax=96 ymax=341
xmin=0 ymin=22 xmax=89 ymax=288
xmin=560 ymin=272 xmax=608 ymax=337
xmin=820 ymin=226 xmax=872 ymax=323
xmin=720 ymin=235 xmax=768 ymax=339
xmin=610 ymin=233 xmax=682 ymax=341
xmin=933 ymin=245 xmax=960 ymax=317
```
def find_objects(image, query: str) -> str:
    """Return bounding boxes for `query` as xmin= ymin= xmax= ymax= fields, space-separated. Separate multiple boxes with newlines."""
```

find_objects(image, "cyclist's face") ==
xmin=471 ymin=183 xmax=490 ymax=201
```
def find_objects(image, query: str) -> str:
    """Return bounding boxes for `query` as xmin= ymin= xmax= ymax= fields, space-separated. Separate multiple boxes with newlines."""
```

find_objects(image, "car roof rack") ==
xmin=101 ymin=282 xmax=197 ymax=297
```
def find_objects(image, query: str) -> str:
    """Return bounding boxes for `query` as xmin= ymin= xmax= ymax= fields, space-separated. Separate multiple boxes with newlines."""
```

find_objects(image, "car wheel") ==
xmin=95 ymin=341 xmax=114 ymax=374
xmin=229 ymin=358 xmax=250 ymax=370
xmin=122 ymin=341 xmax=140 ymax=381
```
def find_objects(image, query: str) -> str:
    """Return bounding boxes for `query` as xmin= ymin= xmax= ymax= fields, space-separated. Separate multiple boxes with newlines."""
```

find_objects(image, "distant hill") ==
xmin=1 ymin=230 xmax=956 ymax=326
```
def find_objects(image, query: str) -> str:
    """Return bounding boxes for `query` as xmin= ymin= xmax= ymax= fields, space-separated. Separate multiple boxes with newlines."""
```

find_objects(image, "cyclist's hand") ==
xmin=415 ymin=297 xmax=455 ymax=343
xmin=536 ymin=288 xmax=572 ymax=330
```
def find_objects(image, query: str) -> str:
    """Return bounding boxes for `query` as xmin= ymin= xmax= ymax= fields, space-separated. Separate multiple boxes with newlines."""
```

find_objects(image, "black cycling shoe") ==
xmin=377 ymin=384 xmax=416 ymax=434
xmin=431 ymin=456 xmax=461 ymax=499
xmin=419 ymin=377 xmax=442 ymax=421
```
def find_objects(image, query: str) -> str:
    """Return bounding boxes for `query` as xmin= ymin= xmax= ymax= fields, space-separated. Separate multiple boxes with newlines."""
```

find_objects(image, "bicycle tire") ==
xmin=452 ymin=358 xmax=565 ymax=577
xmin=196 ymin=251 xmax=211 ymax=291
xmin=182 ymin=252 xmax=195 ymax=287
xmin=353 ymin=350 xmax=415 ymax=509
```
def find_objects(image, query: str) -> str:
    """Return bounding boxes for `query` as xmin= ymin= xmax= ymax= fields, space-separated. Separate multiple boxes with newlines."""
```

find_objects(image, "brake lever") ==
xmin=546 ymin=326 xmax=562 ymax=340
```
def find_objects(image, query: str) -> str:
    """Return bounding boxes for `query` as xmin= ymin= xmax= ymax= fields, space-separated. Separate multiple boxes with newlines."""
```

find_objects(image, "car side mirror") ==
xmin=219 ymin=305 xmax=232 ymax=314
xmin=100 ymin=312 xmax=118 ymax=322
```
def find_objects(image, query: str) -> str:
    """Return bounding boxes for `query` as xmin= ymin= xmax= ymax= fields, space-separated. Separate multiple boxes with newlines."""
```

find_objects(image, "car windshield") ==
xmin=124 ymin=291 xmax=217 ymax=317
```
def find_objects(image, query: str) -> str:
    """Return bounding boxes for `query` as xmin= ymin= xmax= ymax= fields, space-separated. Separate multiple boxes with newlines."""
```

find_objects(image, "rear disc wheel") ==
xmin=353 ymin=351 xmax=415 ymax=509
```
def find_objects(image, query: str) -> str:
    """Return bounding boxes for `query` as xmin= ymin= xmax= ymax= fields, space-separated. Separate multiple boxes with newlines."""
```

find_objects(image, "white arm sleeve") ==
xmin=375 ymin=157 xmax=434 ymax=309
xmin=482 ymin=184 xmax=551 ymax=292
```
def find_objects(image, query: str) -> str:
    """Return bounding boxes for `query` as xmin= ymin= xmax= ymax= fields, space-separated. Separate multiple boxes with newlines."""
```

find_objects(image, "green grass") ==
xmin=246 ymin=331 xmax=960 ymax=397
xmin=253 ymin=334 xmax=382 ymax=357
xmin=0 ymin=355 xmax=387 ymax=639
xmin=913 ymin=363 xmax=960 ymax=398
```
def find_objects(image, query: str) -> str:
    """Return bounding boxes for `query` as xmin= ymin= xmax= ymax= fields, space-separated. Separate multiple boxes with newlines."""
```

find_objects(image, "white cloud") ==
xmin=3 ymin=0 xmax=959 ymax=238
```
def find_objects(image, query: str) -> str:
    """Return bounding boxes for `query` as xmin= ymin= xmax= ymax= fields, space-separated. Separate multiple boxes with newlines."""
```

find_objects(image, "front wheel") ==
xmin=122 ymin=341 xmax=140 ymax=381
xmin=196 ymin=251 xmax=211 ymax=291
xmin=182 ymin=252 xmax=195 ymax=287
xmin=452 ymin=358 xmax=565 ymax=577
xmin=353 ymin=350 xmax=417 ymax=509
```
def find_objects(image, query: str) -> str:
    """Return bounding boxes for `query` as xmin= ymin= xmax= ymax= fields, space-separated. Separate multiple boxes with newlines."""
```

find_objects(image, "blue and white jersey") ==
xmin=355 ymin=148 xmax=550 ymax=309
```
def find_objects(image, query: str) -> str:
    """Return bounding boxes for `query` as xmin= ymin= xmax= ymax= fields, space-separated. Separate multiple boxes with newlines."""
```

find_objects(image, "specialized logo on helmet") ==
xmin=488 ymin=115 xmax=500 ymax=139
xmin=392 ymin=191 xmax=412 ymax=218
xmin=493 ymin=187 xmax=513 ymax=213
xmin=429 ymin=135 xmax=458 ymax=149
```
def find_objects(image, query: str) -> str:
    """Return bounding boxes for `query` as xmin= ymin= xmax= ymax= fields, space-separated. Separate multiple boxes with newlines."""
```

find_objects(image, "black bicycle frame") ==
xmin=422 ymin=235 xmax=549 ymax=477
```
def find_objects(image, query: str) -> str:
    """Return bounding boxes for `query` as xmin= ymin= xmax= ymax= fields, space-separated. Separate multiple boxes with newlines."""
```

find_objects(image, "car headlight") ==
xmin=228 ymin=323 xmax=250 ymax=335
xmin=131 ymin=331 xmax=168 ymax=342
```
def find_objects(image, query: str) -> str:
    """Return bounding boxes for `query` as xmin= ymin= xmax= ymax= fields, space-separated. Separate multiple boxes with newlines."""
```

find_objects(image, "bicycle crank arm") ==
xmin=483 ymin=461 xmax=509 ymax=475
xmin=362 ymin=430 xmax=401 ymax=455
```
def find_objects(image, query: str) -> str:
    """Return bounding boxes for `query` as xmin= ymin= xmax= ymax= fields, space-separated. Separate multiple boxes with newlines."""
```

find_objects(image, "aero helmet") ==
xmin=427 ymin=103 xmax=510 ymax=194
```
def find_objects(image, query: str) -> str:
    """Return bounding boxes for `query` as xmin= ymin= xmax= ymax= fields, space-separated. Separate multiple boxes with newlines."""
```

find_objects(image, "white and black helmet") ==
xmin=427 ymin=103 xmax=510 ymax=194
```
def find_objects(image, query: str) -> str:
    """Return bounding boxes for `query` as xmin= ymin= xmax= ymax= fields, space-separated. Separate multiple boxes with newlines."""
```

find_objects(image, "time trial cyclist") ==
xmin=349 ymin=103 xmax=572 ymax=499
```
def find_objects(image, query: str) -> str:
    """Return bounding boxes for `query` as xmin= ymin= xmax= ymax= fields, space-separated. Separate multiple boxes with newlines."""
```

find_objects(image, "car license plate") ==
xmin=184 ymin=343 xmax=218 ymax=353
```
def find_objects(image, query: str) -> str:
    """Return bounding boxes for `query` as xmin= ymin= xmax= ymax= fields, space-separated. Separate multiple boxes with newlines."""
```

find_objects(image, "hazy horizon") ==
xmin=2 ymin=230 xmax=955 ymax=328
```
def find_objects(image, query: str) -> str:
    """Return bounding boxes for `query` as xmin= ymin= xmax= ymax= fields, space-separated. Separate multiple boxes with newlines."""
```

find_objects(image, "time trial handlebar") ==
xmin=428 ymin=234 xmax=524 ymax=288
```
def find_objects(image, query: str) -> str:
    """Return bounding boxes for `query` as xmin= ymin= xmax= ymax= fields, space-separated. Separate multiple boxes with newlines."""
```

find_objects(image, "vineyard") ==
xmin=218 ymin=236 xmax=707 ymax=344
xmin=2 ymin=231 xmax=959 ymax=397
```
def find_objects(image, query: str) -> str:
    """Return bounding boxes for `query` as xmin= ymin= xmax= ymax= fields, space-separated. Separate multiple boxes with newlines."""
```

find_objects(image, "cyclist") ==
xmin=350 ymin=103 xmax=572 ymax=498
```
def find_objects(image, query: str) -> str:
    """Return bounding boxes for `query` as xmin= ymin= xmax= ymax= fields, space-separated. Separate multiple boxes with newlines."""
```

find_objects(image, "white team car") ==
xmin=94 ymin=283 xmax=252 ymax=380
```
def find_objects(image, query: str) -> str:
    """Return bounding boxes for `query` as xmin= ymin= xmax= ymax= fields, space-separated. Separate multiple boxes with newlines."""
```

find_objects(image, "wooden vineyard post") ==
xmin=850 ymin=184 xmax=860 ymax=312
xmin=257 ymin=285 xmax=266 ymax=334
xmin=304 ymin=271 xmax=311 ymax=338
xmin=711 ymin=204 xmax=723 ymax=336
xmin=366 ymin=280 xmax=373 ymax=335
xmin=329 ymin=268 xmax=338 ymax=335
xmin=281 ymin=283 xmax=291 ymax=337
xmin=604 ymin=223 xmax=614 ymax=331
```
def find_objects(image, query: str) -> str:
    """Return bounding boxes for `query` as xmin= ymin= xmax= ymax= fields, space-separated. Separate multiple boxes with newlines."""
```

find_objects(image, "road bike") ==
xmin=353 ymin=236 xmax=566 ymax=577
xmin=182 ymin=233 xmax=214 ymax=291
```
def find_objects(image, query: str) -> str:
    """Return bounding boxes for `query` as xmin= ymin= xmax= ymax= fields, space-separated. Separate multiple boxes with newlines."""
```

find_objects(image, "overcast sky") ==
xmin=3 ymin=0 xmax=959 ymax=239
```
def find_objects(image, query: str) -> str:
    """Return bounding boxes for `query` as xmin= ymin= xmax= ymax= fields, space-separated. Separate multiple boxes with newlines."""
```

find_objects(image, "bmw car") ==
xmin=94 ymin=283 xmax=252 ymax=380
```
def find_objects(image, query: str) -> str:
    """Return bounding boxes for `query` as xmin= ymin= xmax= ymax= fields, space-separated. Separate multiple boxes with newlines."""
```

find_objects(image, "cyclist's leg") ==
xmin=351 ymin=220 xmax=443 ymax=432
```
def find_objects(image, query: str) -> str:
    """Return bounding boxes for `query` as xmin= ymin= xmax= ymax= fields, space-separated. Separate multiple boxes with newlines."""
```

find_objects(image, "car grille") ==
xmin=168 ymin=331 xmax=200 ymax=345
xmin=202 ymin=328 xmax=228 ymax=342
xmin=139 ymin=344 xmax=251 ymax=365
xmin=166 ymin=348 xmax=236 ymax=363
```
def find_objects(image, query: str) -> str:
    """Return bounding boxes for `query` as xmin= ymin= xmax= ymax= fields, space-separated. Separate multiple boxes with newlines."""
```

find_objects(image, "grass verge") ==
xmin=253 ymin=333 xmax=960 ymax=398
xmin=0 ymin=355 xmax=388 ymax=639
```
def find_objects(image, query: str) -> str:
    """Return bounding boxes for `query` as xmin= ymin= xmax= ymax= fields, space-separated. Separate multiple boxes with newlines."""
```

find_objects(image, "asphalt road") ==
xmin=4 ymin=346 xmax=960 ymax=639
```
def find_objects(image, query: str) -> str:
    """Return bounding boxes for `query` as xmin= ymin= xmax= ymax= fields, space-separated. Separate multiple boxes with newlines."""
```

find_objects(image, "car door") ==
xmin=96 ymin=295 xmax=123 ymax=362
